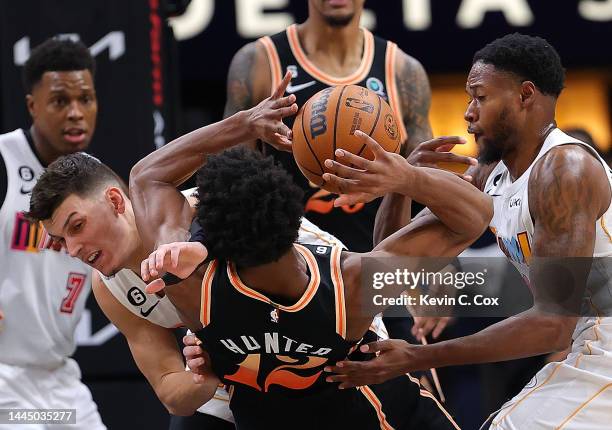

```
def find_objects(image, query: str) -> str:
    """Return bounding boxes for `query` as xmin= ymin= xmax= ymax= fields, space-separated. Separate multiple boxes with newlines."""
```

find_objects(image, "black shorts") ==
xmin=228 ymin=375 xmax=458 ymax=430
xmin=169 ymin=412 xmax=235 ymax=430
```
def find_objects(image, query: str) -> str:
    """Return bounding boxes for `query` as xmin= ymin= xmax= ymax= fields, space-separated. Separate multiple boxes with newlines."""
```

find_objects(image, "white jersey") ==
xmin=486 ymin=128 xmax=612 ymax=430
xmin=485 ymin=127 xmax=612 ymax=317
xmin=0 ymin=129 xmax=92 ymax=370
xmin=99 ymin=214 xmax=345 ymax=421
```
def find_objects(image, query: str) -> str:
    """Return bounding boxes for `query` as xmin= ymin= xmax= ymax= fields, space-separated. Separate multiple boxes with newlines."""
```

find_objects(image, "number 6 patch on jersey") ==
xmin=60 ymin=272 xmax=86 ymax=313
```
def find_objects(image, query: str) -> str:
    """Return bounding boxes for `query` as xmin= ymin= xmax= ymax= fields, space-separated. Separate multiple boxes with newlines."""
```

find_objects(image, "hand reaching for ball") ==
xmin=246 ymin=71 xmax=298 ymax=152
xmin=322 ymin=130 xmax=412 ymax=206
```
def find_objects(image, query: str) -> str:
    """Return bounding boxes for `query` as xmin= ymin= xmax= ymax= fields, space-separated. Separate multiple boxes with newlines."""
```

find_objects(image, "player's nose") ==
xmin=65 ymin=237 xmax=82 ymax=259
xmin=464 ymin=100 xmax=478 ymax=123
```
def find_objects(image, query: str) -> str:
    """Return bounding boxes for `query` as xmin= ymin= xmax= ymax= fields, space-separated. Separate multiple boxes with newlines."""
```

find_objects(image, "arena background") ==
xmin=0 ymin=0 xmax=611 ymax=428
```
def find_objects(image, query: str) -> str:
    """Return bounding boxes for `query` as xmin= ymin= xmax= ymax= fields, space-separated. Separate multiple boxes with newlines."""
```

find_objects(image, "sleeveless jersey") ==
xmin=195 ymin=244 xmax=363 ymax=424
xmin=485 ymin=128 xmax=612 ymax=334
xmin=0 ymin=129 xmax=92 ymax=370
xmin=99 ymin=216 xmax=345 ymax=328
xmin=99 ymin=216 xmax=345 ymax=420
xmin=258 ymin=25 xmax=406 ymax=252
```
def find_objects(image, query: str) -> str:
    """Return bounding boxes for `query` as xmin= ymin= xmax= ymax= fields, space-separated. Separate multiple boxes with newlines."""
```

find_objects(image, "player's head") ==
xmin=23 ymin=38 xmax=97 ymax=157
xmin=25 ymin=153 xmax=134 ymax=276
xmin=465 ymin=33 xmax=565 ymax=163
xmin=195 ymin=147 xmax=304 ymax=268
xmin=309 ymin=0 xmax=364 ymax=27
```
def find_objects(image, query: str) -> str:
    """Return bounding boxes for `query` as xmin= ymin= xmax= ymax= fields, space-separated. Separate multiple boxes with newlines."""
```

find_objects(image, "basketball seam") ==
xmin=333 ymin=85 xmax=348 ymax=162
xmin=300 ymin=102 xmax=325 ymax=174
xmin=300 ymin=165 xmax=325 ymax=186
xmin=357 ymin=93 xmax=382 ymax=157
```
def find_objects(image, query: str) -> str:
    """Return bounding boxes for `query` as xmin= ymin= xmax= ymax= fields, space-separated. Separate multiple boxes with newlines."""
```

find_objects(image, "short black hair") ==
xmin=196 ymin=147 xmax=304 ymax=268
xmin=22 ymin=38 xmax=95 ymax=93
xmin=26 ymin=153 xmax=126 ymax=222
xmin=473 ymin=33 xmax=565 ymax=97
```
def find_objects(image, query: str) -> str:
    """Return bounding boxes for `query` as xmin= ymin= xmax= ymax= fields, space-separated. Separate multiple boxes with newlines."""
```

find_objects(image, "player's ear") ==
xmin=107 ymin=187 xmax=126 ymax=214
xmin=26 ymin=94 xmax=35 ymax=118
xmin=520 ymin=81 xmax=536 ymax=107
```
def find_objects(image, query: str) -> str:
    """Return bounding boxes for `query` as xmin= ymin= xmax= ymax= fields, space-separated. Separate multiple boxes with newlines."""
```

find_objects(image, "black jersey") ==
xmin=195 ymin=244 xmax=459 ymax=430
xmin=196 ymin=244 xmax=351 ymax=397
xmin=258 ymin=25 xmax=406 ymax=252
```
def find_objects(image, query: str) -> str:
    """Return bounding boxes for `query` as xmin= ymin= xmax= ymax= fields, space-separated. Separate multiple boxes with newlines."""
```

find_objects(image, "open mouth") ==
xmin=87 ymin=250 xmax=101 ymax=265
xmin=63 ymin=128 xmax=87 ymax=144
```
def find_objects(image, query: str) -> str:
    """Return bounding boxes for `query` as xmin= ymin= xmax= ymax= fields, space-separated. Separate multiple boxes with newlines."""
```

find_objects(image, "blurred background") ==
xmin=0 ymin=0 xmax=610 ymax=428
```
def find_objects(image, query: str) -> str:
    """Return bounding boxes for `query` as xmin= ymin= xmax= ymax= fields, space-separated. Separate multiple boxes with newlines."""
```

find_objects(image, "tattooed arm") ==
xmin=396 ymin=50 xmax=433 ymax=156
xmin=373 ymin=51 xmax=434 ymax=244
xmin=325 ymin=145 xmax=610 ymax=387
xmin=223 ymin=41 xmax=272 ymax=150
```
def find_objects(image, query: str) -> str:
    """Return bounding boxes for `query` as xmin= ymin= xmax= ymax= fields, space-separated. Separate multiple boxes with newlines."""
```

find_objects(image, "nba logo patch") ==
xmin=270 ymin=308 xmax=279 ymax=323
xmin=366 ymin=77 xmax=386 ymax=98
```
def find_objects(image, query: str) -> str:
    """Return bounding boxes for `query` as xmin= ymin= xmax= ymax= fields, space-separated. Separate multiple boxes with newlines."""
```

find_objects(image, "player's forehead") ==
xmin=466 ymin=61 xmax=509 ymax=93
xmin=36 ymin=70 xmax=94 ymax=95
xmin=45 ymin=194 xmax=90 ymax=233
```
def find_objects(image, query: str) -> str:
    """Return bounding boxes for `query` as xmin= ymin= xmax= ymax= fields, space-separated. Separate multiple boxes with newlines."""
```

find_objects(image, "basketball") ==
xmin=292 ymin=84 xmax=402 ymax=193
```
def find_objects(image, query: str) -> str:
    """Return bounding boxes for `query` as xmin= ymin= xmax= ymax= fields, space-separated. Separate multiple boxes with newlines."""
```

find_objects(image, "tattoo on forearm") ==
xmin=224 ymin=43 xmax=256 ymax=118
xmin=396 ymin=54 xmax=433 ymax=156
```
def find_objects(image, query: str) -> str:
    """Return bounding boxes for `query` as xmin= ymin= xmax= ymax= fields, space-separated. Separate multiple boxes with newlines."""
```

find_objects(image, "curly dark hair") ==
xmin=196 ymin=147 xmax=304 ymax=268
xmin=473 ymin=33 xmax=565 ymax=97
xmin=22 ymin=38 xmax=95 ymax=93
xmin=26 ymin=153 xmax=126 ymax=222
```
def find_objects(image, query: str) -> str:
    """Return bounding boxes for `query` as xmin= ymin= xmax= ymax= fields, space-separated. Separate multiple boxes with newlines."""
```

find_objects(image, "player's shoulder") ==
xmin=230 ymin=39 xmax=268 ymax=67
xmin=531 ymin=144 xmax=606 ymax=185
xmin=0 ymin=128 xmax=27 ymax=150
xmin=392 ymin=45 xmax=426 ymax=76
xmin=528 ymin=143 xmax=610 ymax=217
xmin=227 ymin=40 xmax=271 ymax=107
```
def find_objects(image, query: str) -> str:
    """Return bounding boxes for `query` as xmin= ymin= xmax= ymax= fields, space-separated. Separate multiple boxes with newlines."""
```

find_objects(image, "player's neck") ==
xmin=237 ymin=246 xmax=310 ymax=303
xmin=503 ymin=121 xmax=556 ymax=181
xmin=30 ymin=125 xmax=59 ymax=166
xmin=123 ymin=217 xmax=149 ymax=276
xmin=299 ymin=17 xmax=363 ymax=68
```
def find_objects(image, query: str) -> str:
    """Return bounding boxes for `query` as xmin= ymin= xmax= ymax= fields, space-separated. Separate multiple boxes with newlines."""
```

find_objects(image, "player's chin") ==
xmin=58 ymin=137 xmax=90 ymax=154
xmin=96 ymin=260 xmax=119 ymax=277
xmin=323 ymin=11 xmax=354 ymax=27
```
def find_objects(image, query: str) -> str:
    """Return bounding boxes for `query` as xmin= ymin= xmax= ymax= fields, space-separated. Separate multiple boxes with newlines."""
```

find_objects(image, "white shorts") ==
xmin=196 ymin=386 xmax=234 ymax=423
xmin=0 ymin=358 xmax=105 ymax=429
xmin=490 ymin=316 xmax=612 ymax=429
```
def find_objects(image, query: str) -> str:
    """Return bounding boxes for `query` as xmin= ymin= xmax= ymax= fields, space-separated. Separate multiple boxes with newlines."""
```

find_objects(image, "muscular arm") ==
xmin=373 ymin=51 xmax=433 ymax=245
xmin=396 ymin=50 xmax=433 ymax=155
xmin=92 ymin=273 xmax=219 ymax=416
xmin=399 ymin=146 xmax=609 ymax=369
xmin=326 ymin=146 xmax=611 ymax=386
xmin=339 ymin=157 xmax=491 ymax=339
xmin=223 ymin=41 xmax=272 ymax=150
xmin=130 ymin=113 xmax=252 ymax=251
xmin=130 ymin=75 xmax=295 ymax=251
xmin=129 ymin=115 xmax=263 ymax=329
xmin=130 ymin=78 xmax=295 ymax=328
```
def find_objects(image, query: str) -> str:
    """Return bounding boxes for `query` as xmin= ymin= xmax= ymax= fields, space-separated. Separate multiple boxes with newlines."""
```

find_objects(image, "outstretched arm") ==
xmin=223 ymin=41 xmax=272 ymax=149
xmin=130 ymin=72 xmax=297 ymax=252
xmin=374 ymin=50 xmax=480 ymax=245
xmin=373 ymin=51 xmax=433 ymax=245
xmin=325 ymin=132 xmax=492 ymax=261
xmin=327 ymin=145 xmax=609 ymax=388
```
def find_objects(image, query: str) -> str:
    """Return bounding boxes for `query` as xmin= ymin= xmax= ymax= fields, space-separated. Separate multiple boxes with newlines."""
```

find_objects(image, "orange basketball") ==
xmin=292 ymin=85 xmax=402 ymax=193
